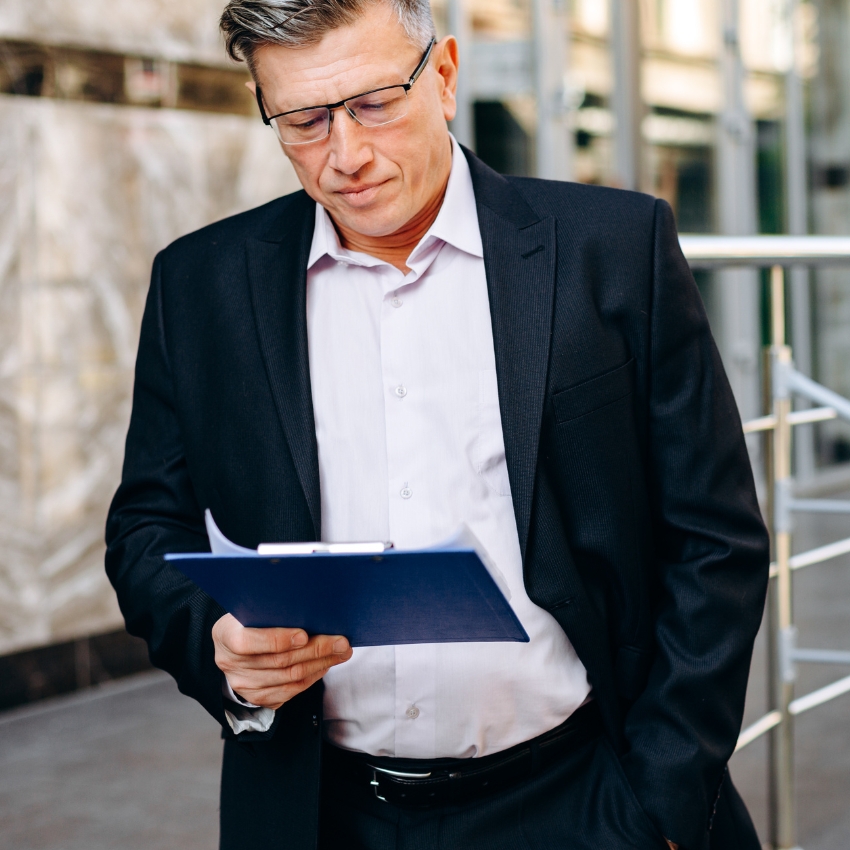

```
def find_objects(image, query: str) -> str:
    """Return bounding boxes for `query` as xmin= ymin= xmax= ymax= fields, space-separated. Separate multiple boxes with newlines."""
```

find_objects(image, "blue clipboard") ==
xmin=165 ymin=515 xmax=529 ymax=647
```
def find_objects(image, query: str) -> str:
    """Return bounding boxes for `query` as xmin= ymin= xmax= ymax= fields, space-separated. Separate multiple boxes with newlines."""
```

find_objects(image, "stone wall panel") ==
xmin=0 ymin=0 xmax=233 ymax=67
xmin=0 ymin=93 xmax=301 ymax=654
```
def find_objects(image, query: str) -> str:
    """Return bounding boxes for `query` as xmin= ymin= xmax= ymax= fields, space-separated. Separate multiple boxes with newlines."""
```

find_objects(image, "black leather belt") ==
xmin=323 ymin=701 xmax=602 ymax=809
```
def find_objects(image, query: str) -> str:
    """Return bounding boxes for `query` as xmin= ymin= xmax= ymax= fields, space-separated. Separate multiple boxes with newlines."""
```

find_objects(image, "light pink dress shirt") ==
xmin=223 ymin=138 xmax=590 ymax=752
xmin=303 ymin=138 xmax=590 ymax=758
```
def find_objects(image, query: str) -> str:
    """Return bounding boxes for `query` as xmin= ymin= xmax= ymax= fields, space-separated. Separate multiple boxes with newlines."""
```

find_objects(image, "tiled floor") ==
xmin=0 ymin=512 xmax=847 ymax=850
xmin=0 ymin=673 xmax=220 ymax=850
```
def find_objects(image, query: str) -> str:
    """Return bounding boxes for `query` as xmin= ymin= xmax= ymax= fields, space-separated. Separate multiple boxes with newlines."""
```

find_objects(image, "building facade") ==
xmin=1 ymin=0 xmax=849 ymax=690
xmin=0 ymin=0 xmax=301 ymax=668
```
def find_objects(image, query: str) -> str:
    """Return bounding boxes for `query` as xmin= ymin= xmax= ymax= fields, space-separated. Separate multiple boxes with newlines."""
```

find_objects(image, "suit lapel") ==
xmin=466 ymin=151 xmax=557 ymax=561
xmin=242 ymin=159 xmax=557 ymax=557
xmin=246 ymin=192 xmax=321 ymax=539
xmin=467 ymin=154 xmax=624 ymax=736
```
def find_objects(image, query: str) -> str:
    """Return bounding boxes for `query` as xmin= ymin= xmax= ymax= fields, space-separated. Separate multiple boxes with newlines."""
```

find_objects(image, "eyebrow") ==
xmin=258 ymin=37 xmax=435 ymax=121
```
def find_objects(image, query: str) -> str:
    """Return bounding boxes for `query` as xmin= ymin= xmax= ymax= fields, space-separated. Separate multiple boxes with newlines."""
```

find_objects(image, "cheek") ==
xmin=286 ymin=150 xmax=325 ymax=193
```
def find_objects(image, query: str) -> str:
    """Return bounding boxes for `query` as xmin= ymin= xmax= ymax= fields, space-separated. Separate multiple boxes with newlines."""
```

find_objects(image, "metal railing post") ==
xmin=678 ymin=237 xmax=850 ymax=850
xmin=769 ymin=265 xmax=797 ymax=850
xmin=763 ymin=342 xmax=780 ymax=847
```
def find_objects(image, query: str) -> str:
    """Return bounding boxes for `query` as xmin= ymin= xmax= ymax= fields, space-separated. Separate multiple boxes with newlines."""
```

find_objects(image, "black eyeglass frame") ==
xmin=255 ymin=37 xmax=436 ymax=144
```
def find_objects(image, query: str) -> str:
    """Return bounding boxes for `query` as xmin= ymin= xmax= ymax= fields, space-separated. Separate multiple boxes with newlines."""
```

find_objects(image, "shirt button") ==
xmin=400 ymin=486 xmax=412 ymax=500
xmin=405 ymin=706 xmax=420 ymax=719
xmin=395 ymin=385 xmax=407 ymax=398
xmin=391 ymin=297 xmax=403 ymax=308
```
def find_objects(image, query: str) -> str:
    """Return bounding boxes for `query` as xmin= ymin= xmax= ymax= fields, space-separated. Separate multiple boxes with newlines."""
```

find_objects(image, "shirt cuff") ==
xmin=221 ymin=676 xmax=276 ymax=735
xmin=222 ymin=676 xmax=261 ymax=708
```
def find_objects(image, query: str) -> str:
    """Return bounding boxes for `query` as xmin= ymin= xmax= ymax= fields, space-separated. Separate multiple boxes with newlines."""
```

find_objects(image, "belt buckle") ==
xmin=368 ymin=765 xmax=432 ymax=803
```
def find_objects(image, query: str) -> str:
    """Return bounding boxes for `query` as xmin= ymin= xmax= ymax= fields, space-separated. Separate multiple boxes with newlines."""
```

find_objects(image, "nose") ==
xmin=326 ymin=107 xmax=374 ymax=176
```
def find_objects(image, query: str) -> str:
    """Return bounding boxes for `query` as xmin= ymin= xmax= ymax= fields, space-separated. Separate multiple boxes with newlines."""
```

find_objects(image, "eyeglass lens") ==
xmin=271 ymin=86 xmax=410 ymax=145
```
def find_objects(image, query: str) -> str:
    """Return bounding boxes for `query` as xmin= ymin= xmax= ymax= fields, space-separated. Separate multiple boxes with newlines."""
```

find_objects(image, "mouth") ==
xmin=335 ymin=180 xmax=389 ymax=206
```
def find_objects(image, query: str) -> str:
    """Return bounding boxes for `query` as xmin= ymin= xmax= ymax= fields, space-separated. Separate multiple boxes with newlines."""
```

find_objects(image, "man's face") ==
xmin=251 ymin=4 xmax=458 ymax=238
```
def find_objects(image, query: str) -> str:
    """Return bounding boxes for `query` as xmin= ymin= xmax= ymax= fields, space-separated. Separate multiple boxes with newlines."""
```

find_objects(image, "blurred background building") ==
xmin=1 ymin=1 xmax=850 ymax=848
xmin=0 ymin=0 xmax=848 ymax=744
xmin=0 ymin=0 xmax=301 ymax=703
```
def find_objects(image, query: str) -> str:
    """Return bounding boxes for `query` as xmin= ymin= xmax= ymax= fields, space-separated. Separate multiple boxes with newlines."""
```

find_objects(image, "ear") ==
xmin=433 ymin=35 xmax=459 ymax=123
xmin=245 ymin=81 xmax=257 ymax=95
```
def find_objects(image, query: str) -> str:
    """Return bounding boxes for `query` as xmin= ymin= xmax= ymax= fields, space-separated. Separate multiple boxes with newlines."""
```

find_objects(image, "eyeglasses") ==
xmin=256 ymin=37 xmax=436 ymax=146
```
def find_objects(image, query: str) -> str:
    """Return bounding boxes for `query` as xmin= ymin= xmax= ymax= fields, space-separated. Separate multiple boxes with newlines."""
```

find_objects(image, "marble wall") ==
xmin=0 ymin=0 xmax=233 ymax=66
xmin=0 ymin=94 xmax=301 ymax=654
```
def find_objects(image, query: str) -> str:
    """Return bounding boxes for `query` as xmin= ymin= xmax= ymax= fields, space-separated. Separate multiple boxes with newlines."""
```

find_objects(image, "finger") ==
xmin=221 ymin=634 xmax=352 ymax=670
xmin=232 ymin=669 xmax=327 ymax=708
xmin=225 ymin=650 xmax=352 ymax=692
xmin=295 ymin=633 xmax=351 ymax=661
xmin=222 ymin=625 xmax=312 ymax=657
xmin=242 ymin=669 xmax=331 ymax=709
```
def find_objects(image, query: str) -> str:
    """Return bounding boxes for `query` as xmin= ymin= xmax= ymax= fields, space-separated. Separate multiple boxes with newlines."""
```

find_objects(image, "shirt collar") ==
xmin=307 ymin=134 xmax=483 ymax=270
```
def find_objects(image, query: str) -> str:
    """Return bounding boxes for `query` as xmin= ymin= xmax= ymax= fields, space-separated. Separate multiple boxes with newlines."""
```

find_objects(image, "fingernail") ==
xmin=333 ymin=638 xmax=350 ymax=654
xmin=291 ymin=631 xmax=308 ymax=647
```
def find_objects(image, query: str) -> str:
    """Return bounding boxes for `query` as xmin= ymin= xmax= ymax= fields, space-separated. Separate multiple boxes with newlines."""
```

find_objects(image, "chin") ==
xmin=336 ymin=207 xmax=408 ymax=239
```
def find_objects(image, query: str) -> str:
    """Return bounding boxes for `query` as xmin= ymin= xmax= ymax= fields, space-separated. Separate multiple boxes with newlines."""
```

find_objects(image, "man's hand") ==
xmin=213 ymin=613 xmax=353 ymax=709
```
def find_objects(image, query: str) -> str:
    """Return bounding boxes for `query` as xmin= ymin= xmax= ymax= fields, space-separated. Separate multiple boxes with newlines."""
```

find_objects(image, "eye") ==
xmin=352 ymin=90 xmax=405 ymax=113
xmin=294 ymin=116 xmax=324 ymax=129
xmin=280 ymin=109 xmax=326 ymax=130
xmin=360 ymin=98 xmax=393 ymax=111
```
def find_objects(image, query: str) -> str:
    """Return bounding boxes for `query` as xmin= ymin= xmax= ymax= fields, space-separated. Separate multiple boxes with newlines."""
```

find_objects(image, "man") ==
xmin=105 ymin=1 xmax=769 ymax=848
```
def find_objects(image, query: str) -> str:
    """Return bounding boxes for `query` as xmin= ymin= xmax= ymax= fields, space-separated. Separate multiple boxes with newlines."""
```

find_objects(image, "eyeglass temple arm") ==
xmin=255 ymin=86 xmax=270 ymax=125
xmin=408 ymin=37 xmax=436 ymax=86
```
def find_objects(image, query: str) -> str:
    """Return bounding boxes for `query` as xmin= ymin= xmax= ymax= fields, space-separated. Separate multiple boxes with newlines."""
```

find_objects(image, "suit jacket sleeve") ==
xmin=105 ymin=253 xmax=286 ymax=740
xmin=620 ymin=201 xmax=770 ymax=849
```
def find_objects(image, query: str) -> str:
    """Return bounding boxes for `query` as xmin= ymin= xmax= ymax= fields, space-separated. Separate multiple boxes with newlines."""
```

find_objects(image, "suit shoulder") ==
xmin=158 ymin=189 xmax=311 ymax=265
xmin=504 ymin=176 xmax=659 ymax=228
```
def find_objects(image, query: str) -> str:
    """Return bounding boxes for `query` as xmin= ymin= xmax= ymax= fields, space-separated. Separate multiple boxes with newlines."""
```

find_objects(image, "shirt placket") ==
xmin=380 ymin=265 xmax=438 ymax=758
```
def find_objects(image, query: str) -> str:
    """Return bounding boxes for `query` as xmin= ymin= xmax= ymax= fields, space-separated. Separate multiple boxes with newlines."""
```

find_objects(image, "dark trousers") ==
xmin=319 ymin=735 xmax=674 ymax=850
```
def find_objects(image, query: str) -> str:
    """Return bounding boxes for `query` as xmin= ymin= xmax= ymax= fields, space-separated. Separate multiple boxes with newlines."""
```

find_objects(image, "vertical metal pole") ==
xmin=447 ymin=0 xmax=474 ymax=149
xmin=763 ymin=342 xmax=780 ymax=849
xmin=785 ymin=0 xmax=815 ymax=482
xmin=531 ymin=0 xmax=572 ymax=180
xmin=770 ymin=265 xmax=797 ymax=850
xmin=716 ymin=0 xmax=762 ymax=462
xmin=610 ymin=0 xmax=643 ymax=190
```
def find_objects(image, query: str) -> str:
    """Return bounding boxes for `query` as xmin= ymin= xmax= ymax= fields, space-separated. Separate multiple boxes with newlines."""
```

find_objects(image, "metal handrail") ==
xmin=678 ymin=235 xmax=850 ymax=850
xmin=743 ymin=407 xmax=837 ymax=434
xmin=680 ymin=234 xmax=850 ymax=268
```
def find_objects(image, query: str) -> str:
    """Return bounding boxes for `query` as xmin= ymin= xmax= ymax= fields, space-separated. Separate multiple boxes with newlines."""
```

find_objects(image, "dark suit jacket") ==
xmin=106 ymin=149 xmax=769 ymax=850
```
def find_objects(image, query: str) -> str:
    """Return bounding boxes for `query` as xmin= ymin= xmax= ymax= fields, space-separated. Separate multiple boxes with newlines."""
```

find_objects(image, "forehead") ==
xmin=254 ymin=4 xmax=422 ymax=112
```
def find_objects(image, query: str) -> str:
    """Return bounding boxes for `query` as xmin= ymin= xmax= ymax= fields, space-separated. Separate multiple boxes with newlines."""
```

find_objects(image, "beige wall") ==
xmin=0 ymin=94 xmax=300 ymax=654
xmin=0 ymin=0 xmax=233 ymax=66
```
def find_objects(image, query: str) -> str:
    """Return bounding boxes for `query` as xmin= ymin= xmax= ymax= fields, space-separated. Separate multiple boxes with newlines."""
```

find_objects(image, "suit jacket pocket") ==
xmin=552 ymin=359 xmax=635 ymax=424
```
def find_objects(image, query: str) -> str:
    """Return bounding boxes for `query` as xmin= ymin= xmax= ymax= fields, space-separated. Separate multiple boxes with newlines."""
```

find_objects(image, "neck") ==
xmin=333 ymin=170 xmax=451 ymax=273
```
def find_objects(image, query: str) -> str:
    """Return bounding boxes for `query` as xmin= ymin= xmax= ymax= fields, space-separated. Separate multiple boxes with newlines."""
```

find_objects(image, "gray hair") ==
xmin=220 ymin=0 xmax=436 ymax=75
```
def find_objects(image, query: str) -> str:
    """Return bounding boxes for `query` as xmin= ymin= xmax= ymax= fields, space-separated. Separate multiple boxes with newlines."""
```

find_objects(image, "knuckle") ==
xmin=228 ymin=676 xmax=250 ymax=695
xmin=215 ymin=649 xmax=237 ymax=672
xmin=229 ymin=633 xmax=247 ymax=656
xmin=309 ymin=669 xmax=329 ymax=685
xmin=281 ymin=628 xmax=302 ymax=649
xmin=317 ymin=636 xmax=336 ymax=658
xmin=217 ymin=657 xmax=235 ymax=674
